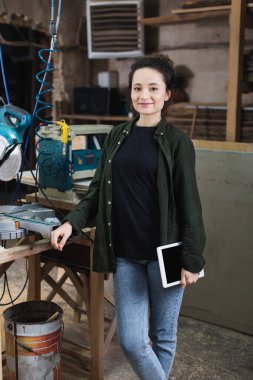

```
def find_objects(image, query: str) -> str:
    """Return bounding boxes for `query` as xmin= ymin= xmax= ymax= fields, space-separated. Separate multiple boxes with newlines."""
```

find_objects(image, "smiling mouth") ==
xmin=138 ymin=103 xmax=153 ymax=105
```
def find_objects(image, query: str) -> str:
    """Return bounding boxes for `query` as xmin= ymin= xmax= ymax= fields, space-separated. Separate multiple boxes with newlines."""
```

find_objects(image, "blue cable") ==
xmin=24 ymin=0 xmax=62 ymax=152
xmin=10 ymin=0 xmax=62 ymax=204
xmin=0 ymin=45 xmax=10 ymax=104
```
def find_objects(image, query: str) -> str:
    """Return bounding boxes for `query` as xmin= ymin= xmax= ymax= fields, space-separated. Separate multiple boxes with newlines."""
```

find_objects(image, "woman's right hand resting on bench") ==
xmin=51 ymin=221 xmax=73 ymax=251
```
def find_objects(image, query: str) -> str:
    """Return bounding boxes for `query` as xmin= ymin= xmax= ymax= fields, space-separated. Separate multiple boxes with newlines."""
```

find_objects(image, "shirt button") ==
xmin=108 ymin=180 xmax=111 ymax=184
xmin=108 ymin=159 xmax=111 ymax=163
xmin=108 ymin=201 xmax=111 ymax=205
xmin=117 ymin=141 xmax=120 ymax=144
xmin=109 ymin=243 xmax=112 ymax=247
xmin=160 ymin=132 xmax=164 ymax=135
xmin=108 ymin=222 xmax=111 ymax=226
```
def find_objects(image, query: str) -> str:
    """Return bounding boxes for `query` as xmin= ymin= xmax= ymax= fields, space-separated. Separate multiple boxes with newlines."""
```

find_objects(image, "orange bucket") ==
xmin=3 ymin=300 xmax=63 ymax=380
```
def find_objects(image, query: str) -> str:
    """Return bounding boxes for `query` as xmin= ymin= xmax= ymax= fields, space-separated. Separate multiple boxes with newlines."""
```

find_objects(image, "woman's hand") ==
xmin=180 ymin=268 xmax=199 ymax=288
xmin=51 ymin=221 xmax=73 ymax=251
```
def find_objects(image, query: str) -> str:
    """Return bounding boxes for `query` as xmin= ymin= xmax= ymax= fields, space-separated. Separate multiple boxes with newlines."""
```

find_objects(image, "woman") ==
xmin=51 ymin=53 xmax=206 ymax=379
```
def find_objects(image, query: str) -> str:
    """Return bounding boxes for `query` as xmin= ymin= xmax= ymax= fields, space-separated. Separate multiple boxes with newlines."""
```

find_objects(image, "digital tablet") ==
xmin=157 ymin=242 xmax=204 ymax=288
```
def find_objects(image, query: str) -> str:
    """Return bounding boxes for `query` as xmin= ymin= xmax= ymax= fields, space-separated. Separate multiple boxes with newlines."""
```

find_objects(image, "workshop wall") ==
xmin=159 ymin=0 xmax=253 ymax=104
xmin=0 ymin=0 xmax=89 ymax=113
xmin=3 ymin=0 xmax=253 ymax=110
xmin=109 ymin=0 xmax=253 ymax=105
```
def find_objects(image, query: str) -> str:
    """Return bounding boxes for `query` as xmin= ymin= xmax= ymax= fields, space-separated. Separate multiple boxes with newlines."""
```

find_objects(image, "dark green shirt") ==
xmin=64 ymin=117 xmax=206 ymax=273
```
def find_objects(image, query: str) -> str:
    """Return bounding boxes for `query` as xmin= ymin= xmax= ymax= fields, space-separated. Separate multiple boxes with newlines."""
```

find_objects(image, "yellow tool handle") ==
xmin=57 ymin=119 xmax=69 ymax=144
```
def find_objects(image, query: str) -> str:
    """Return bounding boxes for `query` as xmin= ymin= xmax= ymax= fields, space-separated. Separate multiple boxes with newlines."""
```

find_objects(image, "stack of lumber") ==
xmin=174 ymin=0 xmax=252 ymax=11
xmin=172 ymin=0 xmax=231 ymax=14
xmin=180 ymin=0 xmax=230 ymax=7
xmin=244 ymin=50 xmax=253 ymax=89
xmin=168 ymin=103 xmax=253 ymax=142
xmin=242 ymin=107 xmax=253 ymax=142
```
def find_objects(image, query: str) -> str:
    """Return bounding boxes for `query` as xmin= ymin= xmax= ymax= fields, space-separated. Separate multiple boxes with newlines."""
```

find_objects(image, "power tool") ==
xmin=0 ymin=104 xmax=31 ymax=181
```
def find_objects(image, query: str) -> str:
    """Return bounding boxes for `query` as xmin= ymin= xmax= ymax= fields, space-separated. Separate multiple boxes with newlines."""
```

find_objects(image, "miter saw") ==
xmin=0 ymin=104 xmax=31 ymax=181
xmin=0 ymin=204 xmax=60 ymax=240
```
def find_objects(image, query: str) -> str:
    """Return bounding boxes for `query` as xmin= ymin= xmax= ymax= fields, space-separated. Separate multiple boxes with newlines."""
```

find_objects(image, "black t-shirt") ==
xmin=111 ymin=124 xmax=160 ymax=260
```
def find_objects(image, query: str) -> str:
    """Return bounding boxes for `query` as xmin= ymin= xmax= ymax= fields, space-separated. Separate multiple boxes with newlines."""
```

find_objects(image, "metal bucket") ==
xmin=3 ymin=300 xmax=63 ymax=380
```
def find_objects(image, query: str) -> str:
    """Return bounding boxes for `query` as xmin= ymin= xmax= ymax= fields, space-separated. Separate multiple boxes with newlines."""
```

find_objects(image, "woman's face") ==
xmin=131 ymin=67 xmax=170 ymax=119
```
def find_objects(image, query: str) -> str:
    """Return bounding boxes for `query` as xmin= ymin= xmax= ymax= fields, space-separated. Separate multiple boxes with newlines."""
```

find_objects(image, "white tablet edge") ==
xmin=157 ymin=242 xmax=205 ymax=288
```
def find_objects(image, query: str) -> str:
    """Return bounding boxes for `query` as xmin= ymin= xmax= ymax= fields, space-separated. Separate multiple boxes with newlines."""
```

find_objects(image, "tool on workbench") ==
xmin=0 ymin=204 xmax=60 ymax=240
xmin=36 ymin=122 xmax=112 ymax=198
xmin=0 ymin=104 xmax=31 ymax=181
xmin=0 ymin=217 xmax=25 ymax=240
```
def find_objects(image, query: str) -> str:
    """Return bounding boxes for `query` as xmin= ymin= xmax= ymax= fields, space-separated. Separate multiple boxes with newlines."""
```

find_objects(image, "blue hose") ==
xmin=10 ymin=0 xmax=62 ymax=203
xmin=0 ymin=45 xmax=10 ymax=104
xmin=34 ymin=45 xmax=56 ymax=125
xmin=24 ymin=0 xmax=62 ymax=150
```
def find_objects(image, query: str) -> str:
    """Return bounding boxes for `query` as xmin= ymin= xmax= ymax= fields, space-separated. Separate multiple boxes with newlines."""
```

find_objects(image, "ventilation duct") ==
xmin=86 ymin=0 xmax=144 ymax=59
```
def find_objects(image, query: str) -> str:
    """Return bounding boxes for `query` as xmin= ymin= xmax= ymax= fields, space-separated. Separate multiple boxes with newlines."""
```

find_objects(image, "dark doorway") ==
xmin=0 ymin=23 xmax=46 ymax=204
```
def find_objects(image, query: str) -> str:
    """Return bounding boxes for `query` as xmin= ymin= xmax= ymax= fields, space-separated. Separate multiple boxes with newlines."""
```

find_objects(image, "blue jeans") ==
xmin=113 ymin=257 xmax=184 ymax=380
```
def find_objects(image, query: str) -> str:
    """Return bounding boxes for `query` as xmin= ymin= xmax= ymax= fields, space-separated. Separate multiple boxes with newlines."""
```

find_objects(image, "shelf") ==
xmin=139 ymin=2 xmax=253 ymax=27
xmin=141 ymin=0 xmax=252 ymax=142
xmin=171 ymin=3 xmax=253 ymax=15
xmin=171 ymin=4 xmax=231 ymax=14
xmin=139 ymin=10 xmax=229 ymax=26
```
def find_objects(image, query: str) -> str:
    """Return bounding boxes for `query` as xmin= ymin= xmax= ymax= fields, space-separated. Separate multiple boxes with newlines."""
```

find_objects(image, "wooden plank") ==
xmin=73 ymin=272 xmax=90 ymax=324
xmin=90 ymin=271 xmax=105 ymax=379
xmin=64 ymin=267 xmax=88 ymax=305
xmin=139 ymin=11 xmax=229 ymax=26
xmin=193 ymin=139 xmax=253 ymax=152
xmin=104 ymin=317 xmax=117 ymax=355
xmin=89 ymin=228 xmax=105 ymax=380
xmin=27 ymin=255 xmax=41 ymax=301
xmin=172 ymin=4 xmax=231 ymax=14
xmin=226 ymin=0 xmax=246 ymax=141
xmin=25 ymin=193 xmax=78 ymax=210
xmin=0 ymin=261 xmax=13 ymax=277
xmin=0 ymin=316 xmax=2 ymax=380
xmin=27 ymin=235 xmax=41 ymax=301
xmin=44 ymin=274 xmax=82 ymax=312
xmin=0 ymin=236 xmax=86 ymax=265
xmin=140 ymin=2 xmax=253 ymax=26
xmin=181 ymin=0 xmax=230 ymax=7
xmin=45 ymin=272 xmax=68 ymax=302
xmin=0 ymin=241 xmax=53 ymax=264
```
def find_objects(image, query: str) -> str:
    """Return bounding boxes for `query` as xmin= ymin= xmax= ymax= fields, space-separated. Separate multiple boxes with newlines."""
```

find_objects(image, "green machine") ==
xmin=37 ymin=122 xmax=113 ymax=198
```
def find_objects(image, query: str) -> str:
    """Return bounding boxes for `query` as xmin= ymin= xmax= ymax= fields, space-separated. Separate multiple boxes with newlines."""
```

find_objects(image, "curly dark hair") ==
xmin=128 ymin=53 xmax=176 ymax=118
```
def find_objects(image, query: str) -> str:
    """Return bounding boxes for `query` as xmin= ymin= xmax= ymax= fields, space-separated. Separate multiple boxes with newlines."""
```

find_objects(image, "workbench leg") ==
xmin=0 ymin=315 xmax=2 ymax=380
xmin=90 ymin=271 xmax=104 ymax=380
xmin=27 ymin=255 xmax=41 ymax=301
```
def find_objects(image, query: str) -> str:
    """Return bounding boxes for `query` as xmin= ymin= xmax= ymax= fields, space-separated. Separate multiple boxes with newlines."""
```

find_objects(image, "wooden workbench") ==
xmin=20 ymin=170 xmax=90 ymax=210
xmin=0 ymin=231 xmax=107 ymax=380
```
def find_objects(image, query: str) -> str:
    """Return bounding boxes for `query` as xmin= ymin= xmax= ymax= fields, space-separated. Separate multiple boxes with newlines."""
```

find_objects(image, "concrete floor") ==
xmin=105 ymin=317 xmax=253 ymax=380
xmin=1 ymin=258 xmax=253 ymax=380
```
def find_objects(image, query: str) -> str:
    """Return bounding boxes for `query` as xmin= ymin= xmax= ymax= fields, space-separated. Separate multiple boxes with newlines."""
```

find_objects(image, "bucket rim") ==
xmin=3 ymin=300 xmax=63 ymax=325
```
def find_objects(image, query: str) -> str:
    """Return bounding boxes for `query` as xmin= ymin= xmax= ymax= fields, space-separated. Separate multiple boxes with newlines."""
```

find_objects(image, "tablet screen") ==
xmin=162 ymin=244 xmax=182 ymax=284
xmin=157 ymin=242 xmax=182 ymax=287
xmin=157 ymin=242 xmax=204 ymax=288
